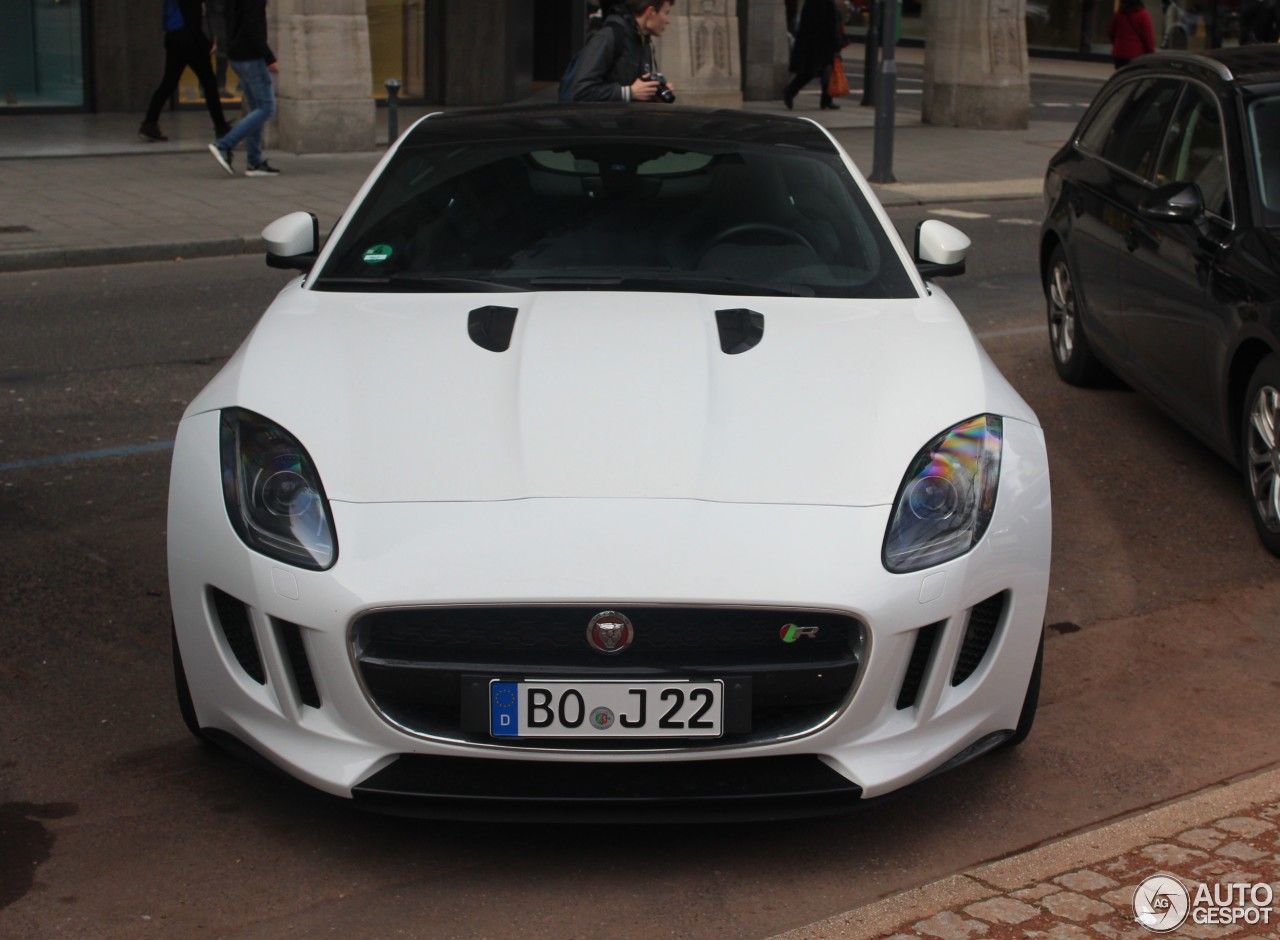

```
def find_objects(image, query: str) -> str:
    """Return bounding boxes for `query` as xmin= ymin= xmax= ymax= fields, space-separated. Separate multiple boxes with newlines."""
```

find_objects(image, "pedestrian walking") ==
xmin=208 ymin=0 xmax=280 ymax=177
xmin=565 ymin=0 xmax=676 ymax=103
xmin=1109 ymin=0 xmax=1156 ymax=68
xmin=783 ymin=0 xmax=843 ymax=110
xmin=139 ymin=0 xmax=233 ymax=143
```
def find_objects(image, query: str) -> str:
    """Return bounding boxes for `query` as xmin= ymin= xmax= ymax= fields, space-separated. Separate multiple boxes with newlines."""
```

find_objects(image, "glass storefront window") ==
xmin=2 ymin=0 xmax=85 ymax=108
xmin=369 ymin=0 xmax=425 ymax=100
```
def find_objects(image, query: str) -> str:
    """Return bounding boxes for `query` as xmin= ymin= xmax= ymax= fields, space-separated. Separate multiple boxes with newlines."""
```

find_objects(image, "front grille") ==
xmin=352 ymin=605 xmax=864 ymax=748
xmin=952 ymin=593 xmax=1005 ymax=686
xmin=211 ymin=588 xmax=264 ymax=684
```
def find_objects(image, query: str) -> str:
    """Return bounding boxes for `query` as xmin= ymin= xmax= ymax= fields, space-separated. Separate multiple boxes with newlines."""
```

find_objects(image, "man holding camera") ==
xmin=570 ymin=0 xmax=677 ymax=103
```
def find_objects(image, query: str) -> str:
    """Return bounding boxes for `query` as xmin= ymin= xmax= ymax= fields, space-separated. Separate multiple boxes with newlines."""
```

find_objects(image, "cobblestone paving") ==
xmin=885 ymin=806 xmax=1280 ymax=940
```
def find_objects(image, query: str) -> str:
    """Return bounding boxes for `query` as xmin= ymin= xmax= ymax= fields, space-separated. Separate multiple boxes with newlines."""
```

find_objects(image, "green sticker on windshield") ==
xmin=362 ymin=244 xmax=393 ymax=264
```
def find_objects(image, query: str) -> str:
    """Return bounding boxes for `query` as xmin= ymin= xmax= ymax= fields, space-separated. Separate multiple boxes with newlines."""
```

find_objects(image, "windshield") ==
xmin=315 ymin=134 xmax=915 ymax=298
xmin=1247 ymin=93 xmax=1280 ymax=227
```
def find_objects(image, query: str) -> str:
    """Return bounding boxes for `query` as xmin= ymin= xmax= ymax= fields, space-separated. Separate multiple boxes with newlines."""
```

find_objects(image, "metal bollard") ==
xmin=384 ymin=78 xmax=402 ymax=144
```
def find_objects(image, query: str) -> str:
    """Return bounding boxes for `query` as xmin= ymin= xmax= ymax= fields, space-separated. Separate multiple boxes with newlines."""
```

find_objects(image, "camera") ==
xmin=647 ymin=72 xmax=676 ymax=104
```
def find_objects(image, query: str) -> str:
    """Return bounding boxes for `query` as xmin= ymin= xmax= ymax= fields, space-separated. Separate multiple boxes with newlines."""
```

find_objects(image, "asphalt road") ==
xmin=2 ymin=206 xmax=1279 ymax=938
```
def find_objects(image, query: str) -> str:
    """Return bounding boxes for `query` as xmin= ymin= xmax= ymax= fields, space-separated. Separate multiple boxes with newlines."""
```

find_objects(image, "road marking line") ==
xmin=0 ymin=440 xmax=175 ymax=473
xmin=929 ymin=208 xmax=991 ymax=219
xmin=975 ymin=325 xmax=1045 ymax=339
xmin=999 ymin=218 xmax=1041 ymax=226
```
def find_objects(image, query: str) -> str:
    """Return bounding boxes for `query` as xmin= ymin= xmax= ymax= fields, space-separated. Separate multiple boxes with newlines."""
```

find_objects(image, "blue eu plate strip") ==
xmin=491 ymin=681 xmax=519 ymax=736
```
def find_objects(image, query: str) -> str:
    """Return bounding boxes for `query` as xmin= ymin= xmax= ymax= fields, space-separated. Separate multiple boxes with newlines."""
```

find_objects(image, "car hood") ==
xmin=188 ymin=284 xmax=1037 ymax=506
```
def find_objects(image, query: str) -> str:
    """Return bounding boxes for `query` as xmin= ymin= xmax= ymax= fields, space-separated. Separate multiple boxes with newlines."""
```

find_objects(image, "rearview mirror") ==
xmin=263 ymin=211 xmax=319 ymax=272
xmin=1139 ymin=182 xmax=1205 ymax=223
xmin=914 ymin=219 xmax=969 ymax=278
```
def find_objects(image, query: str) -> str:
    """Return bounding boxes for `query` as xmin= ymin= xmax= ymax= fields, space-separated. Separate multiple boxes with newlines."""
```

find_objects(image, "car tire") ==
xmin=1001 ymin=631 xmax=1043 ymax=749
xmin=172 ymin=621 xmax=209 ymax=741
xmin=1045 ymin=244 xmax=1107 ymax=386
xmin=1241 ymin=355 xmax=1280 ymax=557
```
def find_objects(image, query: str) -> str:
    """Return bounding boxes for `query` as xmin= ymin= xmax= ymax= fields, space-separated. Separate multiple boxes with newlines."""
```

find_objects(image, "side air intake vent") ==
xmin=952 ymin=593 xmax=1006 ymax=686
xmin=715 ymin=308 xmax=764 ymax=354
xmin=210 ymin=588 xmax=264 ymax=684
xmin=468 ymin=305 xmax=518 ymax=352
xmin=896 ymin=621 xmax=942 ymax=710
xmin=276 ymin=619 xmax=321 ymax=708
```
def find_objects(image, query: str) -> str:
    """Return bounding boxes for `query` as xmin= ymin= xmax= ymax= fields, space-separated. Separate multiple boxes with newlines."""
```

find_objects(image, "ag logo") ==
xmin=1134 ymin=873 xmax=1190 ymax=933
xmin=780 ymin=623 xmax=820 ymax=643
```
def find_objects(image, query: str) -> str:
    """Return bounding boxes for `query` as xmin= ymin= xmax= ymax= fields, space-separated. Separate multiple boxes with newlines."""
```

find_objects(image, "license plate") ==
xmin=490 ymin=679 xmax=723 ymax=738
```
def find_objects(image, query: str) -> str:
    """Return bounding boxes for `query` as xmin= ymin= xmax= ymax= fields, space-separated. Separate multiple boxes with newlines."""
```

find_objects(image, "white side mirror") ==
xmin=914 ymin=219 xmax=970 ymax=278
xmin=262 ymin=211 xmax=319 ymax=271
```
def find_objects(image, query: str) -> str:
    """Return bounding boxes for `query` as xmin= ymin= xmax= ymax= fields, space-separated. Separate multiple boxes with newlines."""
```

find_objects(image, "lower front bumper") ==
xmin=350 ymin=753 xmax=865 ymax=822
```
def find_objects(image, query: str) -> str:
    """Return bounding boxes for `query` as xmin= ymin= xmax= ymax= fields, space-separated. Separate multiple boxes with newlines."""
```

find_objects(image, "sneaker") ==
xmin=208 ymin=143 xmax=235 ymax=176
xmin=245 ymin=161 xmax=281 ymax=177
xmin=138 ymin=122 xmax=167 ymax=142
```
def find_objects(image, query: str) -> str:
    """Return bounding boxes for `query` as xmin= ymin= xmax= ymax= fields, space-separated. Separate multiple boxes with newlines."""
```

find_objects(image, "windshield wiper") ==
xmin=387 ymin=275 xmax=528 ymax=292
xmin=529 ymin=274 xmax=810 ymax=297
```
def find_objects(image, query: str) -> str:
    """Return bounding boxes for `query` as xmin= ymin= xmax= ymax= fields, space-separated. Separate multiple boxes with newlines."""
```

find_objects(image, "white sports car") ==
xmin=167 ymin=106 xmax=1051 ymax=820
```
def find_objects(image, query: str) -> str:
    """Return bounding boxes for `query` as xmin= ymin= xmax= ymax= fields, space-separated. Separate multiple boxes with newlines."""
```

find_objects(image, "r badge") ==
xmin=780 ymin=623 xmax=820 ymax=643
xmin=587 ymin=610 xmax=635 ymax=654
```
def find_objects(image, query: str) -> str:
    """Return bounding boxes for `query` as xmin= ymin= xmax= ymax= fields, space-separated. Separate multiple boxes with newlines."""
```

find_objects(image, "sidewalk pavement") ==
xmin=0 ymin=48 xmax=1111 ymax=274
xmin=774 ymin=765 xmax=1280 ymax=940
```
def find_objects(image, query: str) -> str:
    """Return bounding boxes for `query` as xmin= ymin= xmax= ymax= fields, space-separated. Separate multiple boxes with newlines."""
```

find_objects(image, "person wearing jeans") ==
xmin=208 ymin=0 xmax=279 ymax=176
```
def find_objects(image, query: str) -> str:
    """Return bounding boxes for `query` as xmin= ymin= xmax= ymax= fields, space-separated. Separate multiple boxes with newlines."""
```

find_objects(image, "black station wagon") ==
xmin=1040 ymin=47 xmax=1280 ymax=556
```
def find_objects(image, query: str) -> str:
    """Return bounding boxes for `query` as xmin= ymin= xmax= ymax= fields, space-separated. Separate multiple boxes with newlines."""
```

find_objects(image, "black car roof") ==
xmin=402 ymin=104 xmax=840 ymax=153
xmin=1125 ymin=46 xmax=1280 ymax=86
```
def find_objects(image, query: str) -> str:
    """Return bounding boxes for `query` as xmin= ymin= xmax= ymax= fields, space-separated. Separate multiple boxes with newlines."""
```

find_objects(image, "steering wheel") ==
xmin=699 ymin=222 xmax=815 ymax=263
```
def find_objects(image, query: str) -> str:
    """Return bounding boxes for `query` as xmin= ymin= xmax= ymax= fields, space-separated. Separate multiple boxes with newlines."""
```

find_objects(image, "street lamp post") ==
xmin=868 ymin=0 xmax=899 ymax=183
xmin=861 ymin=0 xmax=881 ymax=107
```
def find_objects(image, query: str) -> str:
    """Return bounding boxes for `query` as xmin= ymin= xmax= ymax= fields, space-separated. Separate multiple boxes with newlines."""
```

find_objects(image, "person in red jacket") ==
xmin=1110 ymin=0 xmax=1156 ymax=69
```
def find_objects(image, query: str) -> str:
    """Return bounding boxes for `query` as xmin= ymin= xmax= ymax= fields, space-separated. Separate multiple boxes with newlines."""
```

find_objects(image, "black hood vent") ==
xmin=715 ymin=308 xmax=765 ymax=355
xmin=468 ymin=305 xmax=519 ymax=352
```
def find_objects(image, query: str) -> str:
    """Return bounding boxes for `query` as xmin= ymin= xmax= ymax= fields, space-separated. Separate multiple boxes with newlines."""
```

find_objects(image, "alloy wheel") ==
xmin=1048 ymin=259 xmax=1076 ymax=365
xmin=1246 ymin=383 xmax=1280 ymax=534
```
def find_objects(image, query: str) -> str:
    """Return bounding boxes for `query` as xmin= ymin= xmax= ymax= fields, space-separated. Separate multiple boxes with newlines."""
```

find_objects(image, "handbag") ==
xmin=828 ymin=56 xmax=850 ymax=98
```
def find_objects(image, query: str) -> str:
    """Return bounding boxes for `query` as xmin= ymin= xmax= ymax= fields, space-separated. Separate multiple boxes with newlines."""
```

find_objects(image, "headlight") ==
xmin=883 ymin=415 xmax=1002 ymax=573
xmin=219 ymin=408 xmax=337 ymax=570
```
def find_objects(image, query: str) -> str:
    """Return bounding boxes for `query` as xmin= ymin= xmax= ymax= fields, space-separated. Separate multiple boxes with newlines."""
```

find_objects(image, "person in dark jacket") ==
xmin=570 ymin=0 xmax=675 ymax=103
xmin=784 ymin=0 xmax=843 ymax=110
xmin=208 ymin=0 xmax=280 ymax=176
xmin=139 ymin=0 xmax=233 ymax=142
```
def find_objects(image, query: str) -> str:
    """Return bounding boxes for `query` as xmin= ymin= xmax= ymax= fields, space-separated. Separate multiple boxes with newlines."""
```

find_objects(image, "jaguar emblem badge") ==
xmin=586 ymin=610 xmax=635 ymax=654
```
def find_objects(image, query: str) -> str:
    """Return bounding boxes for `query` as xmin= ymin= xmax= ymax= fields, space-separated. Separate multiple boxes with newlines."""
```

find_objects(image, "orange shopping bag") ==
xmin=828 ymin=56 xmax=850 ymax=97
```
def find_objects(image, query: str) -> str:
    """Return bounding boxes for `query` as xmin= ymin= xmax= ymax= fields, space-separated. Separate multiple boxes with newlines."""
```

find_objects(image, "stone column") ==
xmin=659 ymin=0 xmax=743 ymax=109
xmin=741 ymin=0 xmax=790 ymax=101
xmin=270 ymin=0 xmax=376 ymax=153
xmin=922 ymin=0 xmax=1030 ymax=130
